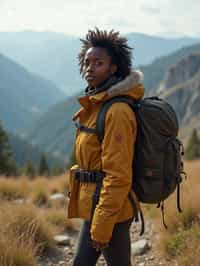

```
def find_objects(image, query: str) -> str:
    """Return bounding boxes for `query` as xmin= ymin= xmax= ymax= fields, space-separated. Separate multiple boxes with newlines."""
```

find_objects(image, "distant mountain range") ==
xmin=0 ymin=53 xmax=66 ymax=133
xmin=9 ymin=133 xmax=64 ymax=169
xmin=0 ymin=31 xmax=199 ymax=95
xmin=1 ymin=31 xmax=200 ymax=165
xmin=25 ymin=42 xmax=200 ymax=159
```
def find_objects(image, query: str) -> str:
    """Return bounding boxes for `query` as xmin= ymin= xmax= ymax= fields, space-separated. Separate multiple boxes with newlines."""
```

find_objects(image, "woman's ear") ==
xmin=110 ymin=64 xmax=117 ymax=75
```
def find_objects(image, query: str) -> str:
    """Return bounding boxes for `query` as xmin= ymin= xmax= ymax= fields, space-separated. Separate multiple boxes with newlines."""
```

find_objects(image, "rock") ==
xmin=54 ymin=235 xmax=71 ymax=246
xmin=138 ymin=263 xmax=145 ymax=266
xmin=149 ymin=255 xmax=154 ymax=260
xmin=14 ymin=199 xmax=26 ymax=204
xmin=131 ymin=239 xmax=151 ymax=256
xmin=50 ymin=193 xmax=65 ymax=201
xmin=58 ymin=261 xmax=65 ymax=265
xmin=13 ymin=198 xmax=31 ymax=204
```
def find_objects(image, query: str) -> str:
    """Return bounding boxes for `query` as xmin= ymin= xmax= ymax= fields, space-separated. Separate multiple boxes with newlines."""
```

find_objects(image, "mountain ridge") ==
xmin=0 ymin=30 xmax=199 ymax=94
xmin=0 ymin=52 xmax=66 ymax=133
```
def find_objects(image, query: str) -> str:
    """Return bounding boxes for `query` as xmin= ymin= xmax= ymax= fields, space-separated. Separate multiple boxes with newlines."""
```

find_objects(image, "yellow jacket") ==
xmin=67 ymin=70 xmax=144 ymax=243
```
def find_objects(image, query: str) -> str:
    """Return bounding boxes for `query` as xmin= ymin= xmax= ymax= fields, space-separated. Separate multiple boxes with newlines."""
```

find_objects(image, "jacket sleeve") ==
xmin=90 ymin=102 xmax=137 ymax=243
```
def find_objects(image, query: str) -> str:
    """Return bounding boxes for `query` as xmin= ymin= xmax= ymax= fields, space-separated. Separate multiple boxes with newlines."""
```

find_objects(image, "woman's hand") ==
xmin=92 ymin=240 xmax=109 ymax=251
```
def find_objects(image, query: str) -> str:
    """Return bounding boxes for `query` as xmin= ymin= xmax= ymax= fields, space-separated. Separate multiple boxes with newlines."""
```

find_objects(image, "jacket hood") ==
xmin=77 ymin=70 xmax=144 ymax=111
xmin=107 ymin=69 xmax=144 ymax=97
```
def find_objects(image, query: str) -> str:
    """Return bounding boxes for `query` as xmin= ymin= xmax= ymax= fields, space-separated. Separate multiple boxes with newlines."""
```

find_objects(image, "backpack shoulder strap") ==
xmin=95 ymin=95 xmax=145 ymax=235
xmin=96 ymin=96 xmax=138 ymax=143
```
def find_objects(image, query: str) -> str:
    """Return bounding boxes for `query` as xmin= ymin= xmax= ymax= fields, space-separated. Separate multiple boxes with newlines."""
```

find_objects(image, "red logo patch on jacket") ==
xmin=115 ymin=133 xmax=123 ymax=144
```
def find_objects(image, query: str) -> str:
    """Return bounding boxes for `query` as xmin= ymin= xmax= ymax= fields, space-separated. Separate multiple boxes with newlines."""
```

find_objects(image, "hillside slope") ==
xmin=0 ymin=53 xmax=65 ymax=133
xmin=158 ymin=53 xmax=200 ymax=141
xmin=26 ymin=96 xmax=80 ymax=159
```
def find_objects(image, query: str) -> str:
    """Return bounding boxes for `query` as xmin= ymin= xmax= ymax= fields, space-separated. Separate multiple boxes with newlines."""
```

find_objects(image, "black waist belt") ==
xmin=74 ymin=168 xmax=140 ymax=233
xmin=74 ymin=168 xmax=105 ymax=224
xmin=74 ymin=169 xmax=105 ymax=183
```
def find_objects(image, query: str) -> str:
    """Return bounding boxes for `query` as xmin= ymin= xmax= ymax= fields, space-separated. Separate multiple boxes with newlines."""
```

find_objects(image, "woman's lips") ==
xmin=85 ymin=74 xmax=95 ymax=81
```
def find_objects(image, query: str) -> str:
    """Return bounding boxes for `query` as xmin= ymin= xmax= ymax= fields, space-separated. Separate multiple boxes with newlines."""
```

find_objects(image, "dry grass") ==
xmin=42 ymin=207 xmax=79 ymax=234
xmin=30 ymin=179 xmax=50 ymax=206
xmin=0 ymin=201 xmax=57 ymax=266
xmin=0 ymin=202 xmax=56 ymax=252
xmin=0 ymin=236 xmax=37 ymax=266
xmin=149 ymin=160 xmax=200 ymax=265
xmin=0 ymin=173 xmax=77 ymax=265
xmin=0 ymin=177 xmax=30 ymax=200
xmin=47 ymin=174 xmax=69 ymax=195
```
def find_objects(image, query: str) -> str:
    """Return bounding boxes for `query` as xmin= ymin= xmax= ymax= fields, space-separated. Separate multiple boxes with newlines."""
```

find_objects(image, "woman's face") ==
xmin=83 ymin=47 xmax=117 ymax=87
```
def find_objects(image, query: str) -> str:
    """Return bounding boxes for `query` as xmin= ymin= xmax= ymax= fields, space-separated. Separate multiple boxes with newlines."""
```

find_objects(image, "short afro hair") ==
xmin=78 ymin=28 xmax=132 ymax=79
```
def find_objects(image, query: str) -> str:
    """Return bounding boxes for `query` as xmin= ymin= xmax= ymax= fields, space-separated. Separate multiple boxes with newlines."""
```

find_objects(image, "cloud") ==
xmin=141 ymin=5 xmax=160 ymax=14
xmin=0 ymin=0 xmax=199 ymax=38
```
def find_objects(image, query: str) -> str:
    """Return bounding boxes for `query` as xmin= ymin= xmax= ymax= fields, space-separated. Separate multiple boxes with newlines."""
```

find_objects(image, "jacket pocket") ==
xmin=67 ymin=165 xmax=79 ymax=218
xmin=78 ymin=183 xmax=96 ymax=220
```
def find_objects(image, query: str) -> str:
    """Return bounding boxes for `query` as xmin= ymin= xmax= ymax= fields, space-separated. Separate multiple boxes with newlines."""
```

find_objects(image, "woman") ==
xmin=67 ymin=28 xmax=144 ymax=266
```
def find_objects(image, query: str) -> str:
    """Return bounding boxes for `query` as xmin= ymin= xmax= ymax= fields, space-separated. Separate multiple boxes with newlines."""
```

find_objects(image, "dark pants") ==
xmin=73 ymin=218 xmax=133 ymax=266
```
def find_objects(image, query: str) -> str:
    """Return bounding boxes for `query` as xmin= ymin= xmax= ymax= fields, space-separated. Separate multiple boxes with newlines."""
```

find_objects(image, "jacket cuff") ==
xmin=90 ymin=209 xmax=116 ymax=243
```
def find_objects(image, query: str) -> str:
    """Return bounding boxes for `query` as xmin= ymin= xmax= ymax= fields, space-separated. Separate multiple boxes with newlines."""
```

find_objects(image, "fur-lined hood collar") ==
xmin=78 ymin=70 xmax=144 ymax=108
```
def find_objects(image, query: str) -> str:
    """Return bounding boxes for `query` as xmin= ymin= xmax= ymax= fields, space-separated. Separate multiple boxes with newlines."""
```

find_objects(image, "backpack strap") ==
xmin=74 ymin=121 xmax=97 ymax=134
xmin=96 ymin=96 xmax=139 ymax=142
xmin=96 ymin=96 xmax=145 ymax=235
xmin=129 ymin=190 xmax=145 ymax=236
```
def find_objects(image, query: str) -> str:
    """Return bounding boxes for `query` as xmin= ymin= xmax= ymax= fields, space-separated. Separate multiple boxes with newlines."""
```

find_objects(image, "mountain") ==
xmin=127 ymin=33 xmax=200 ymax=66
xmin=0 ymin=31 xmax=199 ymax=95
xmin=140 ymin=42 xmax=200 ymax=94
xmin=9 ymin=133 xmax=64 ymax=169
xmin=0 ymin=53 xmax=66 ymax=133
xmin=0 ymin=31 xmax=81 ymax=96
xmin=157 ymin=53 xmax=200 ymax=142
xmin=25 ymin=96 xmax=80 ymax=160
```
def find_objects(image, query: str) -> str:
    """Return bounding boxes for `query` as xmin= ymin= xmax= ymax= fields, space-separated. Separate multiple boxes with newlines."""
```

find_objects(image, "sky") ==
xmin=0 ymin=0 xmax=199 ymax=38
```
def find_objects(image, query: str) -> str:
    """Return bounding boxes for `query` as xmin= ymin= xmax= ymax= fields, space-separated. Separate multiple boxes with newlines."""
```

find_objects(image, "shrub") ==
xmin=165 ymin=229 xmax=187 ymax=257
xmin=31 ymin=178 xmax=50 ymax=206
xmin=0 ymin=177 xmax=29 ymax=200
xmin=185 ymin=128 xmax=200 ymax=160
xmin=0 ymin=235 xmax=37 ymax=266
xmin=45 ymin=208 xmax=77 ymax=234
xmin=0 ymin=203 xmax=56 ymax=256
xmin=150 ymin=160 xmax=200 ymax=265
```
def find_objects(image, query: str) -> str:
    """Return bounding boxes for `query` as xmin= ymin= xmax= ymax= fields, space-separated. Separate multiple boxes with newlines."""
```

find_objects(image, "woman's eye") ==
xmin=96 ymin=61 xmax=103 ymax=66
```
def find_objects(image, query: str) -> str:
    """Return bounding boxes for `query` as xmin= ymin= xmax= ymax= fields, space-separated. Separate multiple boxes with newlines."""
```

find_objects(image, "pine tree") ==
xmin=0 ymin=121 xmax=18 ymax=176
xmin=23 ymin=160 xmax=36 ymax=178
xmin=185 ymin=128 xmax=200 ymax=160
xmin=39 ymin=153 xmax=50 ymax=176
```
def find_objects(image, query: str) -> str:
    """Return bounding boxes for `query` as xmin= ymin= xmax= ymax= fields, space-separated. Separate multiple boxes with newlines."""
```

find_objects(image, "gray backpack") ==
xmin=95 ymin=96 xmax=186 ymax=231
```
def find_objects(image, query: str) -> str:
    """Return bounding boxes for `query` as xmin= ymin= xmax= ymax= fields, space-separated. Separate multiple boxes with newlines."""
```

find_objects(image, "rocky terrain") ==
xmin=38 ymin=215 xmax=176 ymax=266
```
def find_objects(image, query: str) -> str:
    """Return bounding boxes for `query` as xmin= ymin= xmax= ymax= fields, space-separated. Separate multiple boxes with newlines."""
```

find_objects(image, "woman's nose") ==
xmin=87 ymin=63 xmax=95 ymax=72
